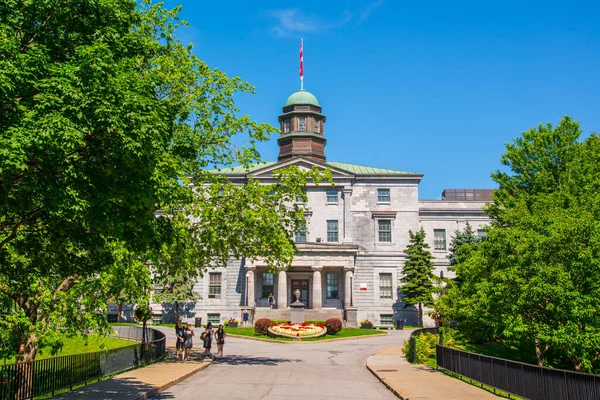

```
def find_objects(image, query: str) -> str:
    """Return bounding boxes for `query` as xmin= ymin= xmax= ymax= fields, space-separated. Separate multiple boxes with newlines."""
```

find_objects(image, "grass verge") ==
xmin=3 ymin=334 xmax=133 ymax=365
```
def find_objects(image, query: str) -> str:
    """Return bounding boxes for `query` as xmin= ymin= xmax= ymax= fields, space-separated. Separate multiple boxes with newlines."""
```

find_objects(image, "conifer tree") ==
xmin=400 ymin=227 xmax=436 ymax=327
xmin=448 ymin=223 xmax=480 ymax=268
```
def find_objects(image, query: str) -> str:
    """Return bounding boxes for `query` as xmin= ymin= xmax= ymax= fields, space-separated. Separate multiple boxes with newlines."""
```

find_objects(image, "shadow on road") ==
xmin=211 ymin=354 xmax=303 ymax=366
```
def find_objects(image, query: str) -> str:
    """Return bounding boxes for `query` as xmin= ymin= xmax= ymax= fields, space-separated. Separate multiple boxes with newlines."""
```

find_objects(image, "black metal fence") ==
xmin=436 ymin=345 xmax=600 ymax=400
xmin=408 ymin=327 xmax=439 ymax=363
xmin=0 ymin=325 xmax=166 ymax=400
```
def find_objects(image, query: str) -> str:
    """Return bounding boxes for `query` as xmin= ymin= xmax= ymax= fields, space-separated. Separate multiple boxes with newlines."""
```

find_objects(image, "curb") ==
xmin=366 ymin=355 xmax=407 ymax=400
xmin=134 ymin=360 xmax=212 ymax=400
xmin=226 ymin=331 xmax=389 ymax=344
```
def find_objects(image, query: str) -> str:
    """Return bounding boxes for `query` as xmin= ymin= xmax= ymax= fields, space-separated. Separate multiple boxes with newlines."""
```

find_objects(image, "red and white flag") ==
xmin=299 ymin=38 xmax=304 ymax=89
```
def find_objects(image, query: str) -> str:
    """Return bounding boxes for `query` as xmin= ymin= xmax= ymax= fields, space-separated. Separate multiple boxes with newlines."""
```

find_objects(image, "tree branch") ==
xmin=0 ymin=208 xmax=43 ymax=249
xmin=21 ymin=0 xmax=66 ymax=50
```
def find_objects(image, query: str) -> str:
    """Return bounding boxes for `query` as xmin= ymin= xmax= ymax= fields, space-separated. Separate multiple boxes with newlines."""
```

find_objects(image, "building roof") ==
xmin=441 ymin=189 xmax=494 ymax=201
xmin=284 ymin=90 xmax=320 ymax=107
xmin=211 ymin=161 xmax=417 ymax=176
xmin=327 ymin=162 xmax=416 ymax=175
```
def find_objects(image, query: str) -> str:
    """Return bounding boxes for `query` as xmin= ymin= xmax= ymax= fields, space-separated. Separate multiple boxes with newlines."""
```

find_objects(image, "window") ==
xmin=207 ymin=313 xmax=220 ymax=325
xmin=262 ymin=273 xmax=274 ymax=298
xmin=326 ymin=273 xmax=339 ymax=299
xmin=295 ymin=225 xmax=306 ymax=242
xmin=326 ymin=220 xmax=338 ymax=242
xmin=284 ymin=119 xmax=291 ymax=133
xmin=434 ymin=229 xmax=446 ymax=250
xmin=298 ymin=117 xmax=306 ymax=131
xmin=378 ymin=220 xmax=392 ymax=242
xmin=377 ymin=188 xmax=390 ymax=203
xmin=314 ymin=120 xmax=321 ymax=133
xmin=477 ymin=229 xmax=487 ymax=239
xmin=208 ymin=272 xmax=221 ymax=299
xmin=380 ymin=314 xmax=394 ymax=326
xmin=326 ymin=189 xmax=338 ymax=203
xmin=379 ymin=273 xmax=392 ymax=299
xmin=296 ymin=189 xmax=306 ymax=203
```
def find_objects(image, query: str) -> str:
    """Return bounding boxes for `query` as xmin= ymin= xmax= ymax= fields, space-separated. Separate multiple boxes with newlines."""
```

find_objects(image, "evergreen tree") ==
xmin=448 ymin=223 xmax=480 ymax=268
xmin=400 ymin=227 xmax=436 ymax=327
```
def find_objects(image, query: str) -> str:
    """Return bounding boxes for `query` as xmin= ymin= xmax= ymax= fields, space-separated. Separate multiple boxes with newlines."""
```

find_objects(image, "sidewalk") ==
xmin=366 ymin=347 xmax=499 ymax=400
xmin=54 ymin=344 xmax=211 ymax=399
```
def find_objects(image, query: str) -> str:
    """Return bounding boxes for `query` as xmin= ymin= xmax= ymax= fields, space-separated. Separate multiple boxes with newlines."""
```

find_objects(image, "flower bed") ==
xmin=268 ymin=322 xmax=327 ymax=339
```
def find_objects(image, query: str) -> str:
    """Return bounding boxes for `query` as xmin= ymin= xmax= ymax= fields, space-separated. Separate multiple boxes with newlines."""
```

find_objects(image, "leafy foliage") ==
xmin=439 ymin=116 xmax=600 ymax=372
xmin=400 ymin=227 xmax=436 ymax=327
xmin=0 ymin=0 xmax=328 ymax=364
xmin=151 ymin=213 xmax=202 ymax=322
xmin=325 ymin=318 xmax=343 ymax=335
xmin=402 ymin=333 xmax=438 ymax=364
xmin=254 ymin=318 xmax=271 ymax=335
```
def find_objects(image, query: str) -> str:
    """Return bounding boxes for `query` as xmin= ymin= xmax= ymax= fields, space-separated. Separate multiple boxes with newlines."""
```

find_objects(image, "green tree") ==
xmin=400 ymin=227 xmax=436 ymax=327
xmin=447 ymin=223 xmax=480 ymax=268
xmin=0 ymin=0 xmax=327 ymax=368
xmin=442 ymin=116 xmax=600 ymax=372
xmin=151 ymin=213 xmax=202 ymax=323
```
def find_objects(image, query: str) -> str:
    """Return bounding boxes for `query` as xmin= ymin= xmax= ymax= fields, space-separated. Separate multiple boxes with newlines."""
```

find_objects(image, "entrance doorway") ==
xmin=291 ymin=279 xmax=310 ymax=308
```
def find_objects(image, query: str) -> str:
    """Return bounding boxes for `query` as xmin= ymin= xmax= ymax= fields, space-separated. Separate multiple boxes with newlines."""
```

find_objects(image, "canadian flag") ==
xmin=299 ymin=39 xmax=304 ymax=83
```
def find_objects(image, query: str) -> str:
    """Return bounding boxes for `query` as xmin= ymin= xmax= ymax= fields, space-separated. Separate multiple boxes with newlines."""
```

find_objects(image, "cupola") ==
xmin=277 ymin=90 xmax=327 ymax=163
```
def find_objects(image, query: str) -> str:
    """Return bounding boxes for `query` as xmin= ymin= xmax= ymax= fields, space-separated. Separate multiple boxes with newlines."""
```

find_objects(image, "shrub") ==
xmin=402 ymin=333 xmax=439 ymax=364
xmin=254 ymin=318 xmax=271 ymax=335
xmin=325 ymin=318 xmax=343 ymax=335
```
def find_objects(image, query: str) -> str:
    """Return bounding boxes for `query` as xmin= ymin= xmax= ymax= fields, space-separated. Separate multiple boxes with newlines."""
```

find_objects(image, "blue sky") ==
xmin=165 ymin=0 xmax=600 ymax=199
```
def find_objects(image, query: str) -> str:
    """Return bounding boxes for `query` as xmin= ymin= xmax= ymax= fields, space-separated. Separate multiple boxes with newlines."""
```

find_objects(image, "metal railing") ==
xmin=436 ymin=345 xmax=600 ymax=400
xmin=408 ymin=327 xmax=439 ymax=363
xmin=0 ymin=325 xmax=166 ymax=400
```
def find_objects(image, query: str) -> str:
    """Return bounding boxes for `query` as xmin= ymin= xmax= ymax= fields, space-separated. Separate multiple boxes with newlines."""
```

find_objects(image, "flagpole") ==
xmin=300 ymin=38 xmax=304 ymax=90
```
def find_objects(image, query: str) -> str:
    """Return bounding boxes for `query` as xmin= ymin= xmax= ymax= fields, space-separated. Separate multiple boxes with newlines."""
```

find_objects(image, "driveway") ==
xmin=152 ymin=328 xmax=410 ymax=400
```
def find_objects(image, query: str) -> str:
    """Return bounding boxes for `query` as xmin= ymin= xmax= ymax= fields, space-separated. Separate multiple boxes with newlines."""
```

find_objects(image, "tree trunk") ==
xmin=534 ymin=338 xmax=545 ymax=366
xmin=174 ymin=301 xmax=179 ymax=323
xmin=418 ymin=302 xmax=423 ymax=327
xmin=117 ymin=302 xmax=123 ymax=323
xmin=15 ymin=333 xmax=39 ymax=399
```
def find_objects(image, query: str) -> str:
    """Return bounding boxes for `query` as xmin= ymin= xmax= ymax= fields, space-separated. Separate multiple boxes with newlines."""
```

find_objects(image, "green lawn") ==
xmin=224 ymin=327 xmax=387 ymax=342
xmin=452 ymin=341 xmax=537 ymax=365
xmin=2 ymin=334 xmax=134 ymax=365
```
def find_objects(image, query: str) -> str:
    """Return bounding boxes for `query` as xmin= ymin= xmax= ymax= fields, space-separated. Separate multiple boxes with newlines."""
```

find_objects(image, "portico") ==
xmin=243 ymin=243 xmax=359 ymax=321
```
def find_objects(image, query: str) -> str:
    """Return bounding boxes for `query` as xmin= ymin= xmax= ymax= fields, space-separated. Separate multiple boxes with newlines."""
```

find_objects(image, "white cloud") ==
xmin=265 ymin=8 xmax=353 ymax=38
xmin=360 ymin=0 xmax=385 ymax=21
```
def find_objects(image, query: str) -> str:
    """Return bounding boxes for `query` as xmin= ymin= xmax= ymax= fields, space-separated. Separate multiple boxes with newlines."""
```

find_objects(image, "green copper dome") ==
xmin=284 ymin=90 xmax=320 ymax=107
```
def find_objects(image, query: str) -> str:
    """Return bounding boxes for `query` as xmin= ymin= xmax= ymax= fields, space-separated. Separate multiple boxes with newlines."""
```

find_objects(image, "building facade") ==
xmin=113 ymin=89 xmax=492 ymax=327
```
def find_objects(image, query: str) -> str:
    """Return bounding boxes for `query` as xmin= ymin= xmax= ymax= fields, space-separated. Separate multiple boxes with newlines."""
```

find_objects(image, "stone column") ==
xmin=344 ymin=267 xmax=354 ymax=307
xmin=312 ymin=266 xmax=323 ymax=310
xmin=246 ymin=266 xmax=256 ymax=308
xmin=342 ymin=187 xmax=353 ymax=243
xmin=277 ymin=270 xmax=287 ymax=309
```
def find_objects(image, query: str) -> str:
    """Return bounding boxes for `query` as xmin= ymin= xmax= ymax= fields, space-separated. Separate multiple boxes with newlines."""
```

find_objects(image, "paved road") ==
xmin=153 ymin=328 xmax=410 ymax=400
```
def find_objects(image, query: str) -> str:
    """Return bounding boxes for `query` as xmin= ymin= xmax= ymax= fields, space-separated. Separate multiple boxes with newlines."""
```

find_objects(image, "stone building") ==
xmin=115 ymin=89 xmax=492 ymax=327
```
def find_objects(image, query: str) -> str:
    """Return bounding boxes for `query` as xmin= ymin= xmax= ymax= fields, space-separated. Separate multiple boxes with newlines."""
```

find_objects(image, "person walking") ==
xmin=202 ymin=322 xmax=214 ymax=359
xmin=243 ymin=310 xmax=249 ymax=327
xmin=268 ymin=293 xmax=275 ymax=309
xmin=175 ymin=320 xmax=185 ymax=361
xmin=216 ymin=324 xmax=226 ymax=358
xmin=183 ymin=324 xmax=194 ymax=361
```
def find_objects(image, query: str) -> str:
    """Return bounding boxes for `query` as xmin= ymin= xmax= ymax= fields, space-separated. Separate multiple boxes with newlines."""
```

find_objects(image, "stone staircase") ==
xmin=253 ymin=308 xmax=343 ymax=322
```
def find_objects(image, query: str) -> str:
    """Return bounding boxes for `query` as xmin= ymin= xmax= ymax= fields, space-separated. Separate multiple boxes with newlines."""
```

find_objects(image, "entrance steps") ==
xmin=254 ymin=308 xmax=343 ymax=322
